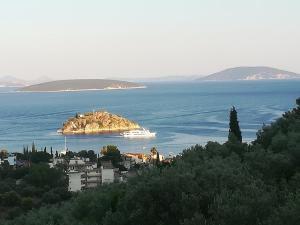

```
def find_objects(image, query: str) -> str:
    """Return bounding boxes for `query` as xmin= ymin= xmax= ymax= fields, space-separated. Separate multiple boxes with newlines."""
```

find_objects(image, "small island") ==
xmin=18 ymin=79 xmax=145 ymax=92
xmin=60 ymin=111 xmax=140 ymax=135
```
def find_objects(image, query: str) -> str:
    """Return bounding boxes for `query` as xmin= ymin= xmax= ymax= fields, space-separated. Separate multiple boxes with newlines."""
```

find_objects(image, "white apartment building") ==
xmin=101 ymin=161 xmax=115 ymax=184
xmin=68 ymin=171 xmax=85 ymax=192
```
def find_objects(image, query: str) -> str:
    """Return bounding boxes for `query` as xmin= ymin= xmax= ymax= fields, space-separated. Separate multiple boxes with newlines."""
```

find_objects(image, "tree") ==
xmin=229 ymin=106 xmax=242 ymax=142
xmin=150 ymin=147 xmax=158 ymax=155
xmin=101 ymin=145 xmax=121 ymax=167
xmin=296 ymin=97 xmax=300 ymax=107
xmin=1 ymin=191 xmax=21 ymax=207
xmin=31 ymin=142 xmax=36 ymax=153
xmin=87 ymin=150 xmax=97 ymax=162
xmin=156 ymin=152 xmax=160 ymax=166
xmin=24 ymin=164 xmax=66 ymax=188
xmin=21 ymin=197 xmax=33 ymax=210
xmin=77 ymin=150 xmax=88 ymax=158
xmin=50 ymin=147 xmax=53 ymax=157
xmin=30 ymin=151 xmax=52 ymax=164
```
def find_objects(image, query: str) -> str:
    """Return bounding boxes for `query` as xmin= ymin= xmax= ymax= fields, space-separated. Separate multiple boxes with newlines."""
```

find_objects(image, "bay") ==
xmin=0 ymin=80 xmax=299 ymax=155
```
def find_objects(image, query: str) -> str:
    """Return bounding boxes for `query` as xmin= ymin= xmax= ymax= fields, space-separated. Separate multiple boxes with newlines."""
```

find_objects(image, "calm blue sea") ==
xmin=0 ymin=80 xmax=299 ymax=155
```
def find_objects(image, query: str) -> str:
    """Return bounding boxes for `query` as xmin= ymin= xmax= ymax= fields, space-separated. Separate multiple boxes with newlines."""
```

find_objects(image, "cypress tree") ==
xmin=228 ymin=106 xmax=242 ymax=142
xmin=156 ymin=152 xmax=160 ymax=166
xmin=32 ymin=142 xmax=36 ymax=153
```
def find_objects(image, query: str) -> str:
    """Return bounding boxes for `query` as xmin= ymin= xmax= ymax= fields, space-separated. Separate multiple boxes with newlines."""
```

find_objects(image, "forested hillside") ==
xmin=4 ymin=98 xmax=300 ymax=225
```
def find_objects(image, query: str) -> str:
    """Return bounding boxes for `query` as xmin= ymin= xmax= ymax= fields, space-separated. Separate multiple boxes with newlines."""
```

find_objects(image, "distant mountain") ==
xmin=0 ymin=76 xmax=28 ymax=87
xmin=0 ymin=76 xmax=52 ymax=87
xmin=18 ymin=79 xmax=144 ymax=92
xmin=198 ymin=67 xmax=300 ymax=81
xmin=131 ymin=75 xmax=202 ymax=82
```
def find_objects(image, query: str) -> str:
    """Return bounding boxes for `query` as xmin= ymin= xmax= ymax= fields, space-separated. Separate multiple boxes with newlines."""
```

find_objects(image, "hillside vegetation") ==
xmin=62 ymin=111 xmax=140 ymax=134
xmin=4 ymin=98 xmax=300 ymax=225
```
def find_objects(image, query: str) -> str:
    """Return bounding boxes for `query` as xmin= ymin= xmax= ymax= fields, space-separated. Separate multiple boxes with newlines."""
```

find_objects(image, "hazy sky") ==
xmin=0 ymin=0 xmax=299 ymax=80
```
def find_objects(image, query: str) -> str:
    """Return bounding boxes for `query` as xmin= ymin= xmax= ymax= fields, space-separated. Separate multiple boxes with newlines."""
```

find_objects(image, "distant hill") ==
xmin=0 ymin=76 xmax=52 ymax=87
xmin=131 ymin=75 xmax=202 ymax=82
xmin=18 ymin=79 xmax=144 ymax=92
xmin=0 ymin=76 xmax=28 ymax=87
xmin=198 ymin=67 xmax=300 ymax=81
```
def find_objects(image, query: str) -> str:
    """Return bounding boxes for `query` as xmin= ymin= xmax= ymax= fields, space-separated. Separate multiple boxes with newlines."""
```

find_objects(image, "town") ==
xmin=0 ymin=143 xmax=173 ymax=192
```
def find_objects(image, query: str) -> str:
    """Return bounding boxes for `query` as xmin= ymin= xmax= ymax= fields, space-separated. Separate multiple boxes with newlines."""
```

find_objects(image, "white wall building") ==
xmin=85 ymin=169 xmax=101 ymax=188
xmin=0 ymin=154 xmax=16 ymax=167
xmin=68 ymin=171 xmax=85 ymax=192
xmin=7 ymin=155 xmax=16 ymax=166
xmin=101 ymin=161 xmax=115 ymax=184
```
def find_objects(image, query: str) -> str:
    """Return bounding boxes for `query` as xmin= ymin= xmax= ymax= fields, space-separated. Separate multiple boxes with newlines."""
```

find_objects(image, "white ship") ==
xmin=121 ymin=128 xmax=156 ymax=138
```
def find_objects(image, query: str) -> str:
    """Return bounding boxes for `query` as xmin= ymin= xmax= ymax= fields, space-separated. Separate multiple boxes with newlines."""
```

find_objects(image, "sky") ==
xmin=0 ymin=0 xmax=299 ymax=80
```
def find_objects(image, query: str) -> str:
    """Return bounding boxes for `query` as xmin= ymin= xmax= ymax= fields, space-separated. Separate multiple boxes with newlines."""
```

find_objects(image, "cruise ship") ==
xmin=121 ymin=128 xmax=156 ymax=138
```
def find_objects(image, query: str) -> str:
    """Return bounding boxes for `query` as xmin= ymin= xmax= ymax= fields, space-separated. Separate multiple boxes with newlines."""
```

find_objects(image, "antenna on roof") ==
xmin=64 ymin=136 xmax=67 ymax=152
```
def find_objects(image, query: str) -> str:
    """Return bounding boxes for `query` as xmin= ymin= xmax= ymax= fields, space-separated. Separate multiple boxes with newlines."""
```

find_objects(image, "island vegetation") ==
xmin=1 ymin=97 xmax=300 ymax=225
xmin=61 ymin=111 xmax=140 ymax=134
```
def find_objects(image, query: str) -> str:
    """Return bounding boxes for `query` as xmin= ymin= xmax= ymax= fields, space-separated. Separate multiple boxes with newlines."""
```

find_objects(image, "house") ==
xmin=150 ymin=152 xmax=164 ymax=162
xmin=124 ymin=153 xmax=148 ymax=164
xmin=68 ymin=157 xmax=87 ymax=171
xmin=85 ymin=169 xmax=101 ymax=188
xmin=49 ymin=157 xmax=65 ymax=168
xmin=66 ymin=157 xmax=100 ymax=192
xmin=0 ymin=153 xmax=16 ymax=167
xmin=121 ymin=155 xmax=136 ymax=170
xmin=101 ymin=161 xmax=115 ymax=184
xmin=68 ymin=171 xmax=85 ymax=192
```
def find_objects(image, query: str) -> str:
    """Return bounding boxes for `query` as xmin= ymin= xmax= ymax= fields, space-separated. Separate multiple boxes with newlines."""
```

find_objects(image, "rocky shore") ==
xmin=61 ymin=111 xmax=140 ymax=134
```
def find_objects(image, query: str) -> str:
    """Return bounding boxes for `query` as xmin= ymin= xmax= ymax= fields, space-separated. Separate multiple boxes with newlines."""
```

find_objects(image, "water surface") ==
xmin=0 ymin=80 xmax=299 ymax=155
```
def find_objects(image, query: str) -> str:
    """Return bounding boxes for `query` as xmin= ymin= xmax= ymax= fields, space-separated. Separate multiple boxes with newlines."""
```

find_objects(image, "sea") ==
xmin=0 ymin=80 xmax=299 ymax=156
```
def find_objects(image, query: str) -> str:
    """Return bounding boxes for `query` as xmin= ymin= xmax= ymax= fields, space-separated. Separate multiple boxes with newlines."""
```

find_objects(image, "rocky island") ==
xmin=60 ymin=111 xmax=140 ymax=134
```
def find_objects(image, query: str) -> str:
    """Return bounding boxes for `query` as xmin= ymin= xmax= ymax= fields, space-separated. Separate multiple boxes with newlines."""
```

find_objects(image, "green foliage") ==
xmin=24 ymin=164 xmax=66 ymax=188
xmin=101 ymin=145 xmax=122 ymax=166
xmin=228 ymin=106 xmax=242 ymax=142
xmin=0 ymin=161 xmax=69 ymax=221
xmin=21 ymin=197 xmax=33 ymax=210
xmin=30 ymin=151 xmax=52 ymax=164
xmin=75 ymin=150 xmax=97 ymax=162
xmin=1 ymin=191 xmax=21 ymax=207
